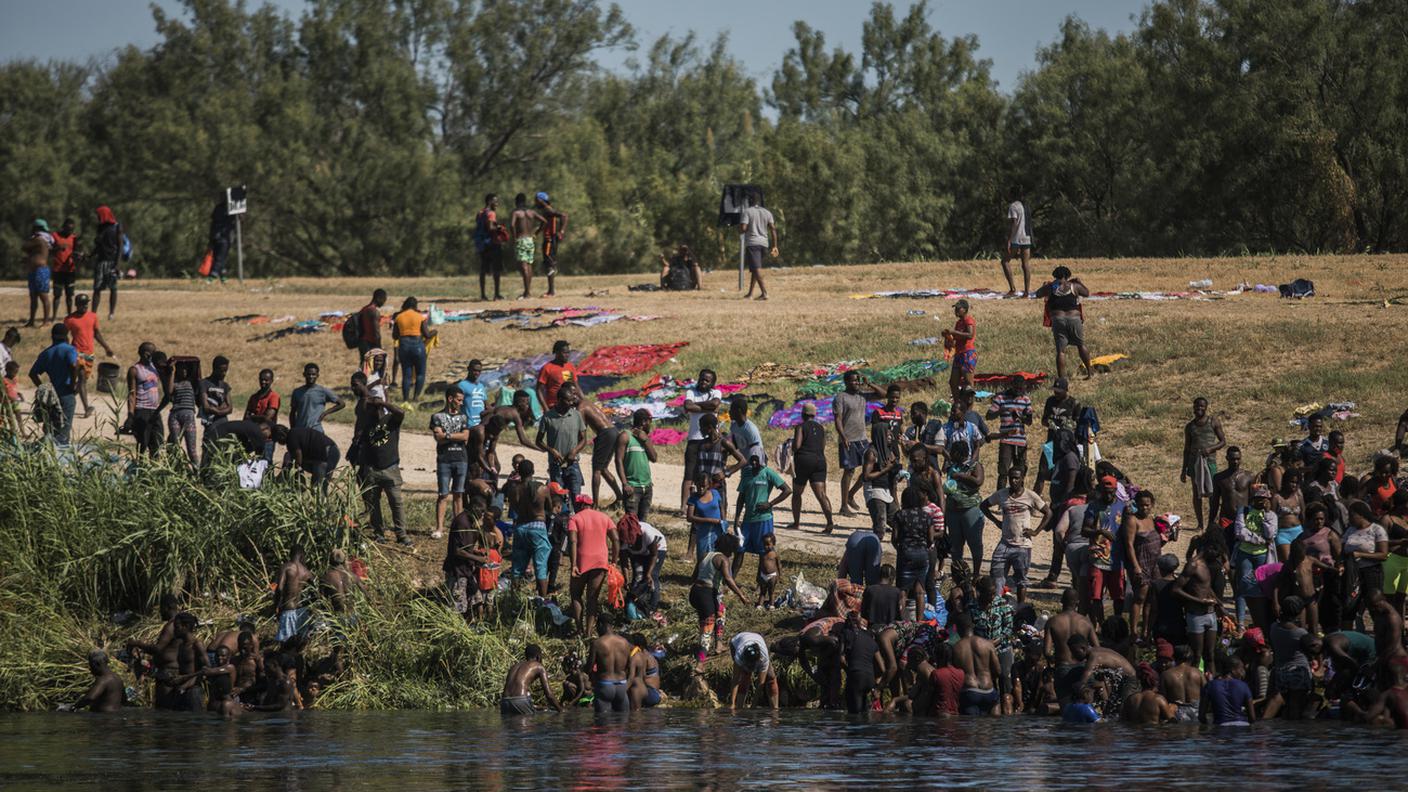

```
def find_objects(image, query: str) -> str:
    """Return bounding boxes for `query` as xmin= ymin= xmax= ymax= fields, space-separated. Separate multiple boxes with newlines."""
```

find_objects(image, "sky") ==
xmin=0 ymin=0 xmax=1145 ymax=93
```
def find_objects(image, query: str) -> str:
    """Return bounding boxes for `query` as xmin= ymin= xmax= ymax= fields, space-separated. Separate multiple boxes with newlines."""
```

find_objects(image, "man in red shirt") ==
xmin=245 ymin=368 xmax=281 ymax=462
xmin=567 ymin=494 xmax=618 ymax=637
xmin=51 ymin=218 xmax=80 ymax=315
xmin=535 ymin=192 xmax=569 ymax=297
xmin=536 ymin=340 xmax=578 ymax=411
xmin=63 ymin=294 xmax=114 ymax=417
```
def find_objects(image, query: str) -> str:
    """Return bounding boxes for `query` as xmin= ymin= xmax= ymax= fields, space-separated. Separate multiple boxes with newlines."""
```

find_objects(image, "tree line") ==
xmin=2 ymin=0 xmax=1404 ymax=279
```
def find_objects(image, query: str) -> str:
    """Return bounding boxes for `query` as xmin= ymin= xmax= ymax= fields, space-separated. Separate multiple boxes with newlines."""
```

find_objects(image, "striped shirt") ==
xmin=990 ymin=393 xmax=1032 ymax=447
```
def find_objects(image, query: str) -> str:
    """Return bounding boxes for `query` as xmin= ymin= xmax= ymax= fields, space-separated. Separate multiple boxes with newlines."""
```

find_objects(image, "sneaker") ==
xmin=431 ymin=530 xmax=443 ymax=539
xmin=371 ymin=535 xmax=390 ymax=545
xmin=397 ymin=536 xmax=414 ymax=547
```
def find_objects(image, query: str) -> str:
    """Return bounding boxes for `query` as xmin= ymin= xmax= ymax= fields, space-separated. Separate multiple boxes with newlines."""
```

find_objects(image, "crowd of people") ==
xmin=21 ymin=241 xmax=1408 ymax=729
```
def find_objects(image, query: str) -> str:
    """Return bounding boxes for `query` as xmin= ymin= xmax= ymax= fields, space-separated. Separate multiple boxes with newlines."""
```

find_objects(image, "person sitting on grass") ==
xmin=500 ymin=644 xmax=562 ymax=716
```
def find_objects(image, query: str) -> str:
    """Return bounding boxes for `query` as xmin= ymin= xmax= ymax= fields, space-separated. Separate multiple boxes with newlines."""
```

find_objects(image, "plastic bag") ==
xmin=790 ymin=573 xmax=827 ymax=613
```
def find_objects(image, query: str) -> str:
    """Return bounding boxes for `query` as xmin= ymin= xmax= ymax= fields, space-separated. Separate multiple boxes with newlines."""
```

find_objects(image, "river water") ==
xmin=0 ymin=709 xmax=1403 ymax=789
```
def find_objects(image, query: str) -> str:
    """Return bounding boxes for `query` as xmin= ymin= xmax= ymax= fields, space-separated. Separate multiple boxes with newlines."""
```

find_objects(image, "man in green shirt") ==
xmin=733 ymin=456 xmax=791 ymax=575
xmin=615 ymin=408 xmax=657 ymax=520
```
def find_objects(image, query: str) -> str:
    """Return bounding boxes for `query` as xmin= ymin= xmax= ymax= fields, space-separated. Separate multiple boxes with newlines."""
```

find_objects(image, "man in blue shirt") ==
xmin=457 ymin=359 xmax=489 ymax=428
xmin=289 ymin=363 xmax=343 ymax=433
xmin=28 ymin=323 xmax=80 ymax=445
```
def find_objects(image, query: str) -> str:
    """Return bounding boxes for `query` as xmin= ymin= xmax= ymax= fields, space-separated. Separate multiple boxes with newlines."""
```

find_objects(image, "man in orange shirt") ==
xmin=535 ymin=340 xmax=578 ymax=411
xmin=63 ymin=294 xmax=114 ymax=418
xmin=51 ymin=218 xmax=80 ymax=315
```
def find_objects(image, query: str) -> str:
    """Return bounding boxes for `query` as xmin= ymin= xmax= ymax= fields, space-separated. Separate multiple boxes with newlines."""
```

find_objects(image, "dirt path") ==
xmin=42 ymin=391 xmax=1071 ymax=577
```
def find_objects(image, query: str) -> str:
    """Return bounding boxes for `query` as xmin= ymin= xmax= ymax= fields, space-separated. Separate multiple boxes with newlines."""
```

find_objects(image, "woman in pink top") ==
xmin=568 ymin=494 xmax=618 ymax=637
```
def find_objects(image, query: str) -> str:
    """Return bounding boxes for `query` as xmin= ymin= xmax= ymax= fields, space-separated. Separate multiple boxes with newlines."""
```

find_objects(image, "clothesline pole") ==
xmin=738 ymin=232 xmax=745 ymax=291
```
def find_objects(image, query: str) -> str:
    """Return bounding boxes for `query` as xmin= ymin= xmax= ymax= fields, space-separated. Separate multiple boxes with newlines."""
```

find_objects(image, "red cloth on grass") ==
xmin=578 ymin=343 xmax=689 ymax=376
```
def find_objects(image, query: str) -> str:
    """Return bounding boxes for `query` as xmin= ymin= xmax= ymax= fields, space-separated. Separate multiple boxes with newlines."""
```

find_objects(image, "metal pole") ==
xmin=738 ymin=233 xmax=745 ymax=291
xmin=235 ymin=214 xmax=244 ymax=284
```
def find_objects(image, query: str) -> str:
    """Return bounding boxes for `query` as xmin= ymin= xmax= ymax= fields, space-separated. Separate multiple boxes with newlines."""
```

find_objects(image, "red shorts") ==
xmin=1088 ymin=567 xmax=1124 ymax=601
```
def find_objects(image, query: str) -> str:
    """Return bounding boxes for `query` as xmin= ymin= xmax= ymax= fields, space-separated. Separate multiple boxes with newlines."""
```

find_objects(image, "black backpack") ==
xmin=341 ymin=309 xmax=362 ymax=349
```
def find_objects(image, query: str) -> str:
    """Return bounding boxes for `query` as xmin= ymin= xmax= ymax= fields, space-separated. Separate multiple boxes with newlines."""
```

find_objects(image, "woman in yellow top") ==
xmin=391 ymin=296 xmax=437 ymax=403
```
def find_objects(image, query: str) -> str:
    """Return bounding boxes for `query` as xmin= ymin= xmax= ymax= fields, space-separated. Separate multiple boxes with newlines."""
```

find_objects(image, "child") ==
xmin=941 ymin=299 xmax=976 ymax=398
xmin=3 ymin=360 xmax=20 ymax=403
xmin=986 ymin=375 xmax=1033 ymax=481
xmin=560 ymin=652 xmax=592 ymax=707
xmin=756 ymin=533 xmax=782 ymax=609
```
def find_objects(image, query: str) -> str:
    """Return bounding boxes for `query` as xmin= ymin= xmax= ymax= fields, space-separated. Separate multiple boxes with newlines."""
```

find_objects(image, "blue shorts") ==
xmin=276 ymin=607 xmax=309 ymax=642
xmin=956 ymin=349 xmax=977 ymax=374
xmin=512 ymin=521 xmax=552 ymax=581
xmin=28 ymin=266 xmax=51 ymax=295
xmin=643 ymin=686 xmax=661 ymax=707
xmin=740 ymin=516 xmax=774 ymax=555
xmin=437 ymin=460 xmax=468 ymax=497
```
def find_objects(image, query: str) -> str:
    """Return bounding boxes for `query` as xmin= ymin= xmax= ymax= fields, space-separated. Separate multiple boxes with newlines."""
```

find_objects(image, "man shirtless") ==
xmin=1044 ymin=588 xmax=1099 ymax=704
xmin=1173 ymin=542 xmax=1225 ymax=671
xmin=1368 ymin=590 xmax=1408 ymax=670
xmin=247 ymin=655 xmax=297 ymax=712
xmin=573 ymin=384 xmax=624 ymax=508
xmin=175 ymin=644 xmax=240 ymax=716
xmin=129 ymin=611 xmax=206 ymax=711
xmin=508 ymin=459 xmax=556 ymax=596
xmin=951 ymin=612 xmax=1002 ymax=715
xmin=473 ymin=395 xmax=535 ymax=474
xmin=1345 ymin=656 xmax=1408 ymax=729
xmin=1181 ymin=397 xmax=1225 ymax=532
xmin=1207 ymin=446 xmax=1253 ymax=538
xmin=509 ymin=193 xmax=545 ymax=299
xmin=63 ymin=650 xmax=124 ymax=713
xmin=1160 ymin=644 xmax=1205 ymax=722
xmin=1070 ymin=634 xmax=1139 ymax=718
xmin=274 ymin=546 xmax=313 ymax=644
xmin=587 ymin=614 xmax=632 ymax=713
xmin=231 ymin=630 xmax=264 ymax=704
xmin=1123 ymin=685 xmax=1178 ymax=723
xmin=500 ymin=644 xmax=561 ymax=716
xmin=320 ymin=549 xmax=359 ymax=615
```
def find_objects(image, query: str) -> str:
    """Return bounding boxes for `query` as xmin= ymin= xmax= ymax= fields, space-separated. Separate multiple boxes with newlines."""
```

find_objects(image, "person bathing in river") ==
xmin=500 ymin=644 xmax=561 ymax=716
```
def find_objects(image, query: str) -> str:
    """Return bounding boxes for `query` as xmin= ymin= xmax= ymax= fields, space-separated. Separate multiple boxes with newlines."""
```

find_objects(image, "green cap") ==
xmin=33 ymin=218 xmax=49 ymax=231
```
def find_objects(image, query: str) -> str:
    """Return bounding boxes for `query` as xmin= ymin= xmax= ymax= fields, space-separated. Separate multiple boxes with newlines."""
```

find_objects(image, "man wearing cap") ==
xmin=535 ymin=193 xmax=568 ymax=297
xmin=24 ymin=219 xmax=53 ymax=328
xmin=567 ymin=493 xmax=617 ymax=637
xmin=1081 ymin=474 xmax=1128 ymax=620
xmin=62 ymin=294 xmax=114 ymax=418
xmin=1230 ymin=484 xmax=1278 ymax=632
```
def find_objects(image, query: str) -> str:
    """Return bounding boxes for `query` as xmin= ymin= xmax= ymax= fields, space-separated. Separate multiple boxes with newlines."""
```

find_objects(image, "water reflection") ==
xmin=0 ymin=709 xmax=1405 ymax=791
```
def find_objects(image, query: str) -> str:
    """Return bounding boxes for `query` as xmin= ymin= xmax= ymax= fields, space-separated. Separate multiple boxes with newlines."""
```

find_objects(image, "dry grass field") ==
xmin=8 ymin=252 xmax=1408 ymax=570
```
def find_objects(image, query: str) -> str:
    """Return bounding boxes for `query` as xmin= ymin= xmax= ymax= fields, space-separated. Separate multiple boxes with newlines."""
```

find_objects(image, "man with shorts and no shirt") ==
xmin=834 ymin=371 xmax=869 ymax=516
xmin=500 ymin=644 xmax=562 ymax=716
xmin=510 ymin=193 xmax=545 ymax=299
xmin=952 ymin=612 xmax=1002 ymax=715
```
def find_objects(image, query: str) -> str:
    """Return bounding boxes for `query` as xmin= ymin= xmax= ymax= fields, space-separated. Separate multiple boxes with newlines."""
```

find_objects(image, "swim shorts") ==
xmin=94 ymin=259 xmax=119 ymax=291
xmin=592 ymin=427 xmax=620 ymax=472
xmin=276 ymin=607 xmax=309 ymax=642
xmin=515 ymin=237 xmax=535 ymax=265
xmin=500 ymin=695 xmax=535 ymax=716
xmin=838 ymin=439 xmax=871 ymax=471
xmin=959 ymin=687 xmax=999 ymax=715
xmin=28 ymin=266 xmax=51 ymax=295
xmin=740 ymin=516 xmax=775 ymax=555
xmin=512 ymin=521 xmax=552 ymax=581
xmin=955 ymin=349 xmax=977 ymax=373
xmin=1185 ymin=610 xmax=1217 ymax=635
xmin=593 ymin=678 xmax=630 ymax=713
xmin=745 ymin=245 xmax=766 ymax=272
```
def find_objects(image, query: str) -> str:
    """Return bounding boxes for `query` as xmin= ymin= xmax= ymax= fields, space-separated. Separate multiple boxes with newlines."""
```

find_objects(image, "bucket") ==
xmin=96 ymin=362 xmax=120 ymax=394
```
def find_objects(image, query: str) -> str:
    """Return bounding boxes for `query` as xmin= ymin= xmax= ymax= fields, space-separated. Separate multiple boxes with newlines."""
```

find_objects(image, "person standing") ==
xmin=980 ymin=466 xmax=1050 ymax=604
xmin=535 ymin=192 xmax=568 ymax=297
xmin=289 ymin=363 xmax=343 ymax=434
xmin=987 ymin=375 xmax=1033 ymax=484
xmin=472 ymin=194 xmax=506 ymax=301
xmin=510 ymin=193 xmax=545 ymax=299
xmin=728 ymin=396 xmax=764 ymax=468
xmin=941 ymin=299 xmax=976 ymax=398
xmin=536 ymin=387 xmax=589 ymax=516
xmin=732 ymin=455 xmax=791 ymax=576
xmin=789 ymin=401 xmax=835 ymax=534
xmin=391 ymin=296 xmax=435 ymax=403
xmin=999 ymin=186 xmax=1032 ymax=297
xmin=567 ymin=494 xmax=618 ymax=637
xmin=27 ymin=323 xmax=80 ymax=445
xmin=90 ymin=205 xmax=124 ymax=319
xmin=681 ymin=369 xmax=722 ymax=511
xmin=738 ymin=198 xmax=778 ymax=300
xmin=1181 ymin=396 xmax=1225 ymax=534
xmin=1034 ymin=266 xmax=1092 ymax=381
xmin=23 ymin=224 xmax=52 ymax=329
xmin=457 ymin=359 xmax=489 ymax=428
xmin=356 ymin=395 xmax=411 ymax=546
xmin=207 ymin=199 xmax=235 ymax=283
xmin=356 ymin=289 xmax=387 ymax=361
xmin=50 ymin=218 xmax=79 ymax=315
xmin=198 ymin=355 xmax=233 ymax=441
xmin=62 ymin=294 xmax=113 ymax=419
xmin=535 ymin=340 xmax=578 ymax=414
xmin=126 ymin=342 xmax=165 ymax=456
xmin=616 ymin=408 xmax=657 ymax=520
xmin=431 ymin=389 xmax=471 ymax=539
xmin=834 ymin=370 xmax=869 ymax=516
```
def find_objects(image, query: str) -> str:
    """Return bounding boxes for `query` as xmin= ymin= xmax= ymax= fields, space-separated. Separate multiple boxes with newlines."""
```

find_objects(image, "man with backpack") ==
xmin=343 ymin=289 xmax=387 ymax=361
xmin=474 ymin=194 xmax=506 ymax=301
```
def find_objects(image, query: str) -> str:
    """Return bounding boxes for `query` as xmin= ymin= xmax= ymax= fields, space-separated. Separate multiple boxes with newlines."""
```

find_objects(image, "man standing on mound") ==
xmin=739 ymin=198 xmax=778 ymax=300
xmin=511 ymin=193 xmax=545 ymax=299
